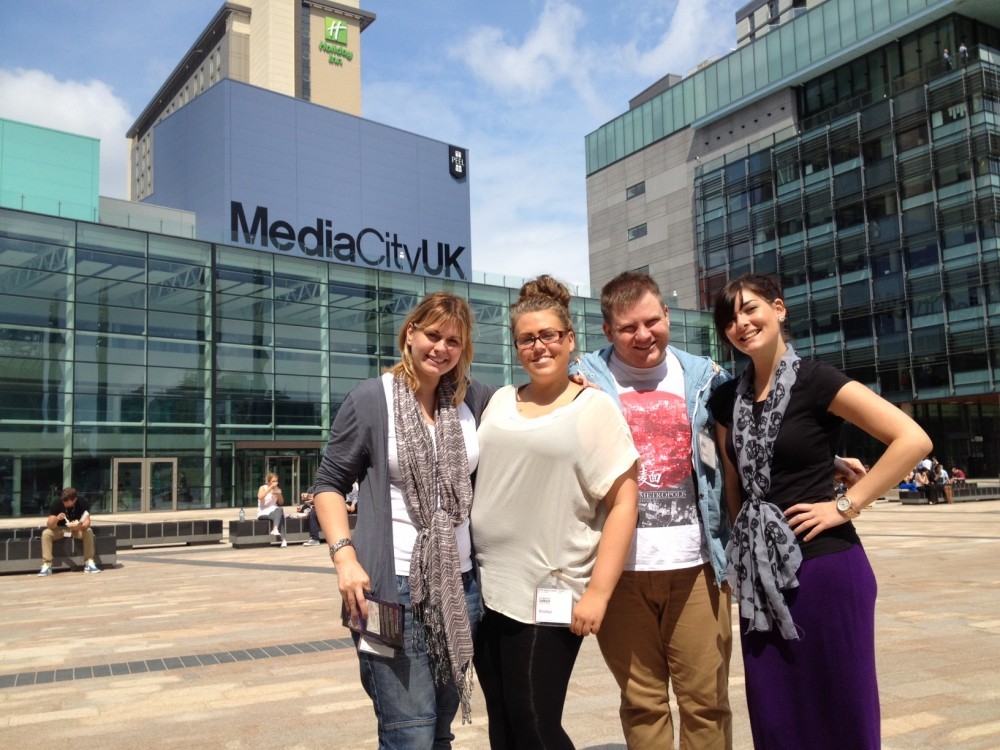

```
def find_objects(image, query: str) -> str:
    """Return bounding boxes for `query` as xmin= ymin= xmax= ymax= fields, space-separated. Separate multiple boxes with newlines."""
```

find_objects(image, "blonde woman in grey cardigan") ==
xmin=313 ymin=292 xmax=493 ymax=749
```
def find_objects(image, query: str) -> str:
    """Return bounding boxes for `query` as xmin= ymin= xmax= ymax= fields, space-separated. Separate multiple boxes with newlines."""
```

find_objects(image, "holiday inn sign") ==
xmin=319 ymin=17 xmax=354 ymax=66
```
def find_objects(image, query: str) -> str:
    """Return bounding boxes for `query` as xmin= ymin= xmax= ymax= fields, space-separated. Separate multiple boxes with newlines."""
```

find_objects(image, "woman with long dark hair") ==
xmin=710 ymin=273 xmax=931 ymax=749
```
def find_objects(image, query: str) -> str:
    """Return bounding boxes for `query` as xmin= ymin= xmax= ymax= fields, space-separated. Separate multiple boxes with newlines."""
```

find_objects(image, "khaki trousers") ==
xmin=596 ymin=564 xmax=733 ymax=750
xmin=41 ymin=527 xmax=95 ymax=565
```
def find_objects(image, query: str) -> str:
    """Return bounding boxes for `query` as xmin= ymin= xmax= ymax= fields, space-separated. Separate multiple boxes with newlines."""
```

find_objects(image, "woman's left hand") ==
xmin=784 ymin=501 xmax=848 ymax=542
xmin=570 ymin=591 xmax=608 ymax=637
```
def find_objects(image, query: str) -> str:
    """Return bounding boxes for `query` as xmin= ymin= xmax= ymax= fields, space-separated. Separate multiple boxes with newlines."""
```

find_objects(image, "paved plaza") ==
xmin=1 ymin=500 xmax=999 ymax=749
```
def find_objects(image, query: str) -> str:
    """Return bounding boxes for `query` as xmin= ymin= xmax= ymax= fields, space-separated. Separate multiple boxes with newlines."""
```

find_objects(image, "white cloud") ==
xmin=450 ymin=0 xmax=588 ymax=102
xmin=0 ymin=68 xmax=134 ymax=198
xmin=623 ymin=0 xmax=737 ymax=79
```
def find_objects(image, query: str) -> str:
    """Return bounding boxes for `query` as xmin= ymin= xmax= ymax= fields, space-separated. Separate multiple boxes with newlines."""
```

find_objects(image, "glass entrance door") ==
xmin=113 ymin=458 xmax=178 ymax=512
xmin=264 ymin=455 xmax=301 ymax=506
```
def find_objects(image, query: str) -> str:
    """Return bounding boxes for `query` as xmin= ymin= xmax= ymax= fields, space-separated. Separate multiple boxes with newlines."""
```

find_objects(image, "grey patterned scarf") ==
xmin=392 ymin=372 xmax=476 ymax=722
xmin=727 ymin=345 xmax=803 ymax=640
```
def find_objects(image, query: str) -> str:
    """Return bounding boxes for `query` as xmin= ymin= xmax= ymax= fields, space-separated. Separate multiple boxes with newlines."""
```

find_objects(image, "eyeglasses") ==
xmin=514 ymin=329 xmax=567 ymax=350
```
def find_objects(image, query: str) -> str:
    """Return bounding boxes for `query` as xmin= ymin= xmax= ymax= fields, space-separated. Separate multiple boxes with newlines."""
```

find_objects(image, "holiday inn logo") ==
xmin=325 ymin=18 xmax=348 ymax=45
xmin=320 ymin=16 xmax=353 ymax=65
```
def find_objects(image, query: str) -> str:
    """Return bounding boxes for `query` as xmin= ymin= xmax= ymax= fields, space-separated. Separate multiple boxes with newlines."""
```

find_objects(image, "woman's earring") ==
xmin=778 ymin=316 xmax=786 ymax=323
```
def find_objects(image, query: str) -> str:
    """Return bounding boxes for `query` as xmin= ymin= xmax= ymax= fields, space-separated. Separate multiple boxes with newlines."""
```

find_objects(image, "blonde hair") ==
xmin=510 ymin=275 xmax=574 ymax=337
xmin=263 ymin=473 xmax=278 ymax=484
xmin=390 ymin=292 xmax=475 ymax=404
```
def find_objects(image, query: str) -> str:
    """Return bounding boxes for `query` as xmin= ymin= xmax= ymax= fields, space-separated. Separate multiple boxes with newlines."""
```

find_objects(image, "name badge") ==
xmin=534 ymin=571 xmax=575 ymax=625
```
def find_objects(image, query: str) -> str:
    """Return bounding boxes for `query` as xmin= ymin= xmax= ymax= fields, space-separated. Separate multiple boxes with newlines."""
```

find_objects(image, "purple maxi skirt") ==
xmin=740 ymin=543 xmax=880 ymax=749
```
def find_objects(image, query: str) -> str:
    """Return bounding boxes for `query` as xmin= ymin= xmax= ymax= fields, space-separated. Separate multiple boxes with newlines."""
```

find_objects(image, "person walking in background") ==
xmin=257 ymin=473 xmax=286 ymax=547
xmin=959 ymin=41 xmax=969 ymax=64
xmin=710 ymin=273 xmax=931 ymax=750
xmin=943 ymin=48 xmax=952 ymax=69
xmin=38 ymin=487 xmax=102 ymax=576
xmin=472 ymin=275 xmax=639 ymax=750
xmin=312 ymin=292 xmax=494 ymax=748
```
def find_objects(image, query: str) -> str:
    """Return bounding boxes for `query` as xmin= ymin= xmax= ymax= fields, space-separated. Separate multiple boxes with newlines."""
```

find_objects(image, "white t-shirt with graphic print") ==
xmin=609 ymin=350 xmax=707 ymax=571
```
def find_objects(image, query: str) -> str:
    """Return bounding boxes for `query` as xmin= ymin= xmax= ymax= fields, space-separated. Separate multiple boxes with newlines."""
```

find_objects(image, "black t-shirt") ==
xmin=49 ymin=498 xmax=91 ymax=525
xmin=709 ymin=358 xmax=861 ymax=559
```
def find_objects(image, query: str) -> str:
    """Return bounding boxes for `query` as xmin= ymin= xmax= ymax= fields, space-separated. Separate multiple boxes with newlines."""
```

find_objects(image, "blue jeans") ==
xmin=357 ymin=571 xmax=482 ymax=749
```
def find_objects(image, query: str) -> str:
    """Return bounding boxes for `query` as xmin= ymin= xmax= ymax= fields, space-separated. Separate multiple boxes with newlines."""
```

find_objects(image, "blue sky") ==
xmin=0 ymin=0 xmax=741 ymax=287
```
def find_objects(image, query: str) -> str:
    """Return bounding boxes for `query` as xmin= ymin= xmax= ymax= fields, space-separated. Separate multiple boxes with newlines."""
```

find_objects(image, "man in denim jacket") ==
xmin=570 ymin=271 xmax=733 ymax=749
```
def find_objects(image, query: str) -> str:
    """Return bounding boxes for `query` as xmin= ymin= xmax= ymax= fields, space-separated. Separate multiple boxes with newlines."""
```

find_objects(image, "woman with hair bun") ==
xmin=471 ymin=275 xmax=640 ymax=749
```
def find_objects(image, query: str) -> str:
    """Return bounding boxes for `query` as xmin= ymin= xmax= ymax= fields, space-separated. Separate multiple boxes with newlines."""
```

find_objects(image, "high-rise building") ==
xmin=127 ymin=0 xmax=375 ymax=201
xmin=0 ymin=0 xmax=715 ymax=517
xmin=586 ymin=0 xmax=1000 ymax=473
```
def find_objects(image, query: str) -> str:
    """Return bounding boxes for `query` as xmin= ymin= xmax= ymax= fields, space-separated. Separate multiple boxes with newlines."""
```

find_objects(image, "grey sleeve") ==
xmin=314 ymin=381 xmax=379 ymax=496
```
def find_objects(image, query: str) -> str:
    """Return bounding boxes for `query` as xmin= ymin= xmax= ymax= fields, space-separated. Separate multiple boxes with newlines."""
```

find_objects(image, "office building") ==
xmin=127 ymin=0 xmax=375 ymax=201
xmin=0 ymin=114 xmax=714 ymax=517
xmin=586 ymin=0 xmax=1000 ymax=473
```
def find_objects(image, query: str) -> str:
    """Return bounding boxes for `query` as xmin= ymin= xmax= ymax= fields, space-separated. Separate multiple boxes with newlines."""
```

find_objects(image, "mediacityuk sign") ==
xmin=230 ymin=201 xmax=469 ymax=279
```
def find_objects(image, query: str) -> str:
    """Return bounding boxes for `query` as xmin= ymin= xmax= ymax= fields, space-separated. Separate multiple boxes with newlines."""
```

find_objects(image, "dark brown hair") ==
xmin=61 ymin=487 xmax=78 ymax=503
xmin=599 ymin=271 xmax=663 ymax=324
xmin=712 ymin=273 xmax=786 ymax=342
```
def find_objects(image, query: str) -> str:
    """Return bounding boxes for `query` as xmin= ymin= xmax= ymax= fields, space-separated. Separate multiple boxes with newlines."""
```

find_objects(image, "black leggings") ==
xmin=474 ymin=607 xmax=583 ymax=750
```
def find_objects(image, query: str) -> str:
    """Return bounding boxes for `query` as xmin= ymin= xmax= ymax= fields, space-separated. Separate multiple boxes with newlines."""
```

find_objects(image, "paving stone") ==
xmin=0 ymin=503 xmax=997 ymax=748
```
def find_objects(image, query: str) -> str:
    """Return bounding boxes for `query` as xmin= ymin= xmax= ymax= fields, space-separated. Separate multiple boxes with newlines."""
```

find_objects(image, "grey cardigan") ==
xmin=313 ymin=376 xmax=495 ymax=601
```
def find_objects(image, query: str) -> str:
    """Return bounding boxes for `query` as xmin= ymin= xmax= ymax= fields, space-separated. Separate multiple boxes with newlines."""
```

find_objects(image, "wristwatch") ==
xmin=836 ymin=495 xmax=860 ymax=519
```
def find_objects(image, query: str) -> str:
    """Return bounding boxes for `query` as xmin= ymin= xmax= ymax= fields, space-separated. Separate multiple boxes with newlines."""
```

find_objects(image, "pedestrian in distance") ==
xmin=257 ymin=473 xmax=287 ymax=547
xmin=298 ymin=487 xmax=323 ymax=546
xmin=38 ymin=487 xmax=102 ymax=576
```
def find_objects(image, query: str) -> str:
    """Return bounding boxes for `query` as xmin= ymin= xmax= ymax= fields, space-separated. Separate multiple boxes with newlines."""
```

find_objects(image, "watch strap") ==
xmin=329 ymin=537 xmax=354 ymax=560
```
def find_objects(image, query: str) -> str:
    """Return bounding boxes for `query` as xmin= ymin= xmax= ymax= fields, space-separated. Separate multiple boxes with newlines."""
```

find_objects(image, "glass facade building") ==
xmin=0 ymin=205 xmax=714 ymax=518
xmin=586 ymin=2 xmax=1000 ymax=474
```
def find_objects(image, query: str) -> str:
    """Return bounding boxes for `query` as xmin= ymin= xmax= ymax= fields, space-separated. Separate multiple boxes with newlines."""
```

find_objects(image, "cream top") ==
xmin=471 ymin=386 xmax=639 ymax=624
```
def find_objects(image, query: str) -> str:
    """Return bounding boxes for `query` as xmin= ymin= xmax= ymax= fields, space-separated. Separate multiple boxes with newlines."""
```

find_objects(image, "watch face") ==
xmin=837 ymin=496 xmax=851 ymax=513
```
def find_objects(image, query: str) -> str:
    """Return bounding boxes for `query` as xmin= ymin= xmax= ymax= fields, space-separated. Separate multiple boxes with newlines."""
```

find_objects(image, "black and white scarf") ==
xmin=727 ymin=346 xmax=803 ymax=640
xmin=392 ymin=373 xmax=476 ymax=722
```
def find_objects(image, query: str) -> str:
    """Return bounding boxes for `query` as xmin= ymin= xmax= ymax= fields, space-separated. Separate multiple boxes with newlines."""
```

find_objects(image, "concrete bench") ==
xmin=0 ymin=520 xmax=224 ymax=549
xmin=0 ymin=530 xmax=117 ymax=575
xmin=899 ymin=485 xmax=1000 ymax=505
xmin=899 ymin=489 xmax=930 ymax=505
xmin=102 ymin=519 xmax=225 ymax=548
xmin=229 ymin=514 xmax=356 ymax=549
